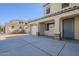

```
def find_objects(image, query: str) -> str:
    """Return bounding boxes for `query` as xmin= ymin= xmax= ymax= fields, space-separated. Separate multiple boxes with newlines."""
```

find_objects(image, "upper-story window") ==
xmin=25 ymin=23 xmax=27 ymax=25
xmin=62 ymin=3 xmax=69 ymax=8
xmin=19 ymin=22 xmax=21 ymax=24
xmin=46 ymin=7 xmax=50 ymax=14
xmin=11 ymin=26 xmax=14 ymax=29
xmin=19 ymin=21 xmax=24 ymax=24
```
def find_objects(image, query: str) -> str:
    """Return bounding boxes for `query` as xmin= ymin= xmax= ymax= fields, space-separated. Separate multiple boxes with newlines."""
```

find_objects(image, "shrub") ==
xmin=10 ymin=28 xmax=25 ymax=34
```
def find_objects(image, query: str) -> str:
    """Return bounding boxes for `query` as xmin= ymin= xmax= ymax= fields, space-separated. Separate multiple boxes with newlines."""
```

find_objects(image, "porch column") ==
xmin=36 ymin=23 xmax=40 ymax=35
xmin=54 ymin=17 xmax=60 ymax=40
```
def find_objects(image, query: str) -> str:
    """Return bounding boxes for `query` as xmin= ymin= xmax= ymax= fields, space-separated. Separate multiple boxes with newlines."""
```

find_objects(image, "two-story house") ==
xmin=5 ymin=19 xmax=28 ymax=34
xmin=28 ymin=3 xmax=79 ymax=40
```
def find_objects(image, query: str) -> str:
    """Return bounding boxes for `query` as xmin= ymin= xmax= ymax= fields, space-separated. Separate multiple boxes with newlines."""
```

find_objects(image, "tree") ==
xmin=10 ymin=27 xmax=25 ymax=34
xmin=0 ymin=25 xmax=5 ymax=33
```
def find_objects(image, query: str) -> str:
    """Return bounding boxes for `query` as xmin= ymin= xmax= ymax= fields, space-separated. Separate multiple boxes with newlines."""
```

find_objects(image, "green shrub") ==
xmin=10 ymin=28 xmax=25 ymax=34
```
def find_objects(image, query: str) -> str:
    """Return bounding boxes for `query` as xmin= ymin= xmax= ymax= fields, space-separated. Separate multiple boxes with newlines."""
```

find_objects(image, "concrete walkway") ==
xmin=0 ymin=35 xmax=79 ymax=56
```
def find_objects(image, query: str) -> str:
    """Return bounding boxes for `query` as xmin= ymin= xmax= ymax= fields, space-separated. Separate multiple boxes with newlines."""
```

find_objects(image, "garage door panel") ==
xmin=63 ymin=18 xmax=74 ymax=39
xmin=31 ymin=25 xmax=38 ymax=35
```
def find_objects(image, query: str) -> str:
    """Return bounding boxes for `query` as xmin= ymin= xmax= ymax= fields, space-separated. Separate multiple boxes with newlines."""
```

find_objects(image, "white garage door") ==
xmin=31 ymin=25 xmax=38 ymax=35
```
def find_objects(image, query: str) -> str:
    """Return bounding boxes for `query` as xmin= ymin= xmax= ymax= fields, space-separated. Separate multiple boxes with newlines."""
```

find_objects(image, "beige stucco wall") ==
xmin=44 ymin=3 xmax=79 ymax=16
xmin=60 ymin=19 xmax=63 ymax=38
xmin=39 ymin=20 xmax=55 ymax=36
xmin=29 ymin=20 xmax=55 ymax=36
xmin=44 ymin=31 xmax=54 ymax=36
xmin=43 ymin=3 xmax=61 ymax=16
xmin=60 ymin=16 xmax=79 ymax=40
xmin=75 ymin=16 xmax=79 ymax=40
xmin=28 ymin=3 xmax=79 ymax=37
xmin=50 ymin=3 xmax=61 ymax=14
xmin=38 ymin=23 xmax=45 ymax=35
xmin=29 ymin=8 xmax=79 ymax=36
xmin=59 ymin=8 xmax=79 ymax=39
xmin=28 ymin=23 xmax=38 ymax=35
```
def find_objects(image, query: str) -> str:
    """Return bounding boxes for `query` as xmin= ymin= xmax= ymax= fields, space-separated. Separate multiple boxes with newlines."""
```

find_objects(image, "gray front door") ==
xmin=63 ymin=18 xmax=74 ymax=39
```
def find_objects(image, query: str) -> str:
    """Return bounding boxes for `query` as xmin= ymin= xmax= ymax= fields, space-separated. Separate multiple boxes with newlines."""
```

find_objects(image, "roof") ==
xmin=43 ymin=3 xmax=50 ymax=7
xmin=5 ymin=19 xmax=28 ymax=25
xmin=29 ymin=6 xmax=79 ymax=23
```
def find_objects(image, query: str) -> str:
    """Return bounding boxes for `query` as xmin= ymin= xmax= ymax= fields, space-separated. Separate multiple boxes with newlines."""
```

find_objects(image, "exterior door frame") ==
xmin=62 ymin=18 xmax=75 ymax=39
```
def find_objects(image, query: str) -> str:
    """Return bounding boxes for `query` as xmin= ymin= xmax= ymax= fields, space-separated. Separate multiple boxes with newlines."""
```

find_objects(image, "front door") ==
xmin=63 ymin=18 xmax=74 ymax=39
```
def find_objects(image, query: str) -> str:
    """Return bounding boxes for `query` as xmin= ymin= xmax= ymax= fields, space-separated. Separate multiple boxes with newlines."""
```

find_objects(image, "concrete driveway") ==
xmin=0 ymin=35 xmax=79 ymax=56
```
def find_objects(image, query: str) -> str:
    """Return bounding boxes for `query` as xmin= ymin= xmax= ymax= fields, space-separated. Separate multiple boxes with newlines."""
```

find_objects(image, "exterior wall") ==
xmin=28 ymin=23 xmax=38 ymax=35
xmin=38 ymin=23 xmax=45 ymax=35
xmin=50 ymin=3 xmax=61 ymax=14
xmin=44 ymin=3 xmax=79 ymax=16
xmin=39 ymin=20 xmax=55 ymax=36
xmin=28 ymin=3 xmax=79 ymax=39
xmin=60 ymin=16 xmax=79 ymax=40
xmin=44 ymin=31 xmax=54 ymax=36
xmin=29 ymin=20 xmax=55 ymax=36
xmin=61 ymin=3 xmax=79 ymax=10
xmin=44 ymin=20 xmax=55 ymax=36
xmin=58 ymin=8 xmax=79 ymax=37
xmin=60 ymin=19 xmax=63 ymax=38
xmin=29 ymin=8 xmax=79 ymax=37
xmin=70 ymin=3 xmax=79 ymax=7
xmin=75 ymin=16 xmax=79 ymax=40
xmin=44 ymin=3 xmax=61 ymax=16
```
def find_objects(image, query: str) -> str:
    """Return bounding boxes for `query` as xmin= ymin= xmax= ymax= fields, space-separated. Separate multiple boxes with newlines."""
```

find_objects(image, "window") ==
xmin=19 ymin=26 xmax=22 ymax=29
xmin=19 ymin=22 xmax=21 ymax=24
xmin=19 ymin=22 xmax=24 ymax=24
xmin=62 ymin=3 xmax=69 ymax=8
xmin=25 ymin=23 xmax=27 ymax=25
xmin=46 ymin=8 xmax=50 ymax=14
xmin=11 ymin=26 xmax=14 ymax=29
xmin=45 ymin=23 xmax=55 ymax=31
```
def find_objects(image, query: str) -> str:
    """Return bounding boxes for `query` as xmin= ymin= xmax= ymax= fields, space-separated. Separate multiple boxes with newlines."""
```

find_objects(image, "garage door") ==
xmin=31 ymin=25 xmax=38 ymax=35
xmin=63 ymin=18 xmax=74 ymax=39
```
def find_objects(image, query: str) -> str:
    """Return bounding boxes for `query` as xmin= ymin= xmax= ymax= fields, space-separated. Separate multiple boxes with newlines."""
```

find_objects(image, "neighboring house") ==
xmin=5 ymin=20 xmax=28 ymax=34
xmin=28 ymin=3 xmax=79 ymax=40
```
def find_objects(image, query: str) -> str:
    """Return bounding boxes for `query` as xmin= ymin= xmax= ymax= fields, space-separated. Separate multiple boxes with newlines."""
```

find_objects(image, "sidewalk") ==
xmin=0 ymin=34 xmax=29 ymax=40
xmin=0 ymin=34 xmax=6 ymax=40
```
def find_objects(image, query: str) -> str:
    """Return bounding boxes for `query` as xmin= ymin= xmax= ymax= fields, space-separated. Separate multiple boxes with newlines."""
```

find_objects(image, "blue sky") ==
xmin=0 ymin=3 xmax=44 ymax=24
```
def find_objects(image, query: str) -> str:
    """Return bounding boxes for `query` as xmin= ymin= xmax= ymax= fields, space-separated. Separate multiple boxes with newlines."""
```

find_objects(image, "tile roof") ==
xmin=30 ymin=6 xmax=79 ymax=22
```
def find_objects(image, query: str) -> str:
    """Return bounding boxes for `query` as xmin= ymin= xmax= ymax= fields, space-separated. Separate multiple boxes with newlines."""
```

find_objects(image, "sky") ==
xmin=0 ymin=3 xmax=44 ymax=24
